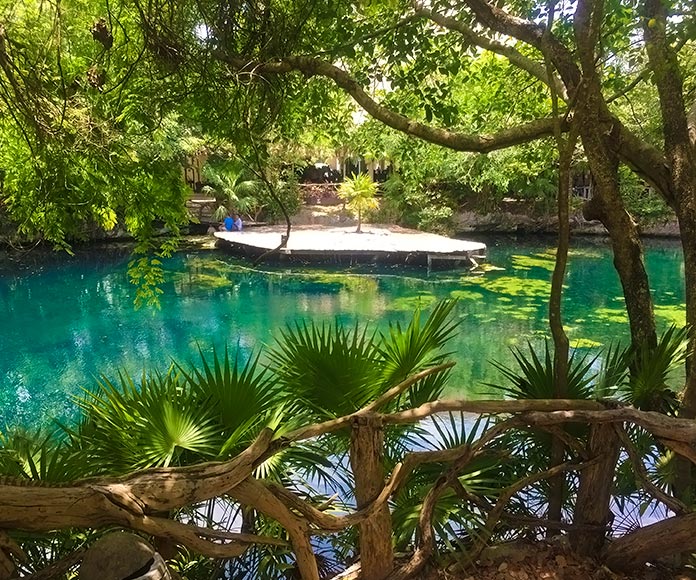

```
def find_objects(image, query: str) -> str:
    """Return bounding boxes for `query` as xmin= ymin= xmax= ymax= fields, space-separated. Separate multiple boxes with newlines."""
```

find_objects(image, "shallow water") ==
xmin=0 ymin=235 xmax=685 ymax=427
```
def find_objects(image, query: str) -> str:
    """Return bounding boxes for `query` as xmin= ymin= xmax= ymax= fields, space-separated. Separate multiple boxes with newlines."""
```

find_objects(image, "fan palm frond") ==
xmin=0 ymin=427 xmax=82 ymax=482
xmin=593 ymin=341 xmax=631 ymax=399
xmin=487 ymin=342 xmax=596 ymax=400
xmin=267 ymin=320 xmax=382 ymax=419
xmin=178 ymin=348 xmax=280 ymax=457
xmin=379 ymin=299 xmax=459 ymax=409
xmin=624 ymin=325 xmax=688 ymax=413
xmin=74 ymin=368 xmax=220 ymax=473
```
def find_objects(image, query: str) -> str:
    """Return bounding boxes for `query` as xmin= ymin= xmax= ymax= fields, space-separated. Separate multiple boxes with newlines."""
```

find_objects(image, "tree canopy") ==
xmin=3 ymin=0 xmax=696 ymax=577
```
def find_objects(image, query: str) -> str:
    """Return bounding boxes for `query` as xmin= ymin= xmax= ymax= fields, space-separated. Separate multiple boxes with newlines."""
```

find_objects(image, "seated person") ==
xmin=220 ymin=213 xmax=234 ymax=231
xmin=232 ymin=213 xmax=243 ymax=231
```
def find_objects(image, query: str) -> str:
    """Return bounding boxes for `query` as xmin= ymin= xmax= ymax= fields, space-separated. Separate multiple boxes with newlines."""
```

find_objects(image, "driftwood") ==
xmin=2 ymin=394 xmax=696 ymax=579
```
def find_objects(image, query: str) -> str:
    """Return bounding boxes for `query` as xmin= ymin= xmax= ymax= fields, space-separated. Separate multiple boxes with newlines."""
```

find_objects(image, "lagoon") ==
xmin=0 ymin=235 xmax=685 ymax=427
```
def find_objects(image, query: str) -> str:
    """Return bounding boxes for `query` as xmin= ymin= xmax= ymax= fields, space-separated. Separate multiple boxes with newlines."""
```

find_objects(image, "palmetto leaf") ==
xmin=391 ymin=455 xmax=499 ymax=551
xmin=74 ymin=368 xmax=220 ymax=473
xmin=593 ymin=341 xmax=631 ymax=399
xmin=624 ymin=325 xmax=688 ymax=413
xmin=137 ymin=401 xmax=219 ymax=468
xmin=178 ymin=348 xmax=279 ymax=457
xmin=267 ymin=320 xmax=383 ymax=419
xmin=379 ymin=299 xmax=459 ymax=410
xmin=487 ymin=341 xmax=596 ymax=400
xmin=0 ymin=427 xmax=83 ymax=482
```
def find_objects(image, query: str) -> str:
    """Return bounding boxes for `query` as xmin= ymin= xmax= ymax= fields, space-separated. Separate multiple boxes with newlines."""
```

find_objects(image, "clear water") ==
xmin=0 ymin=235 xmax=685 ymax=427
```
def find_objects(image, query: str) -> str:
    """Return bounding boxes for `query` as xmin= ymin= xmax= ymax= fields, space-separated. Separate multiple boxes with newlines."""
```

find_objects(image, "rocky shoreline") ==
xmin=452 ymin=210 xmax=681 ymax=238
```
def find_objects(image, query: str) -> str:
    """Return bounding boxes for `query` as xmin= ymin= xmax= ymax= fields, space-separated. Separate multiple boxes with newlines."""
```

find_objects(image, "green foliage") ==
xmin=593 ymin=342 xmax=631 ymax=400
xmin=268 ymin=300 xmax=458 ymax=422
xmin=73 ymin=369 xmax=220 ymax=473
xmin=0 ymin=427 xmax=82 ymax=482
xmin=618 ymin=166 xmax=673 ymax=224
xmin=264 ymin=172 xmax=303 ymax=222
xmin=391 ymin=414 xmax=500 ymax=552
xmin=488 ymin=342 xmax=596 ymax=400
xmin=176 ymin=348 xmax=281 ymax=457
xmin=624 ymin=325 xmax=688 ymax=414
xmin=268 ymin=320 xmax=383 ymax=420
xmin=128 ymin=257 xmax=165 ymax=309
xmin=379 ymin=299 xmax=459 ymax=407
xmin=337 ymin=173 xmax=380 ymax=232
xmin=202 ymin=156 xmax=266 ymax=221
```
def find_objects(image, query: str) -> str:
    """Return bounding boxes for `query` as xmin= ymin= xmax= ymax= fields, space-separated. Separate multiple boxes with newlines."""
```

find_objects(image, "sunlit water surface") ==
xmin=0 ymin=235 xmax=685 ymax=427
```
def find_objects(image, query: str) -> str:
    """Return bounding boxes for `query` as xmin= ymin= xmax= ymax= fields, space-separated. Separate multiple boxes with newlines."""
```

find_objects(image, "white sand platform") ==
xmin=214 ymin=225 xmax=486 ymax=268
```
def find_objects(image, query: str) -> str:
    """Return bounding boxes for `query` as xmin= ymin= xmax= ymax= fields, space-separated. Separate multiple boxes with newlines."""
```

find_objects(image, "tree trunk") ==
xmin=584 ymin=191 xmax=657 ymax=350
xmin=546 ymin=149 xmax=573 ymax=534
xmin=573 ymin=0 xmax=657 ymax=351
xmin=641 ymin=0 xmax=696 ymax=514
xmin=569 ymin=0 xmax=651 ymax=555
xmin=545 ymin=12 xmax=574 ymax=529
xmin=641 ymin=0 xmax=696 ymax=413
xmin=349 ymin=413 xmax=393 ymax=580
xmin=570 ymin=423 xmax=620 ymax=555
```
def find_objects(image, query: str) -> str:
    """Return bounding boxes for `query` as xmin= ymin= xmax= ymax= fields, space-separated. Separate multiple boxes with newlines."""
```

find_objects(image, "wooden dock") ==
xmin=214 ymin=225 xmax=486 ymax=268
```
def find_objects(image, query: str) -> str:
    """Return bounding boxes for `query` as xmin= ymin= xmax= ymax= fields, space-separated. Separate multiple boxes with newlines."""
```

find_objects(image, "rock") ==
xmin=79 ymin=532 xmax=172 ymax=580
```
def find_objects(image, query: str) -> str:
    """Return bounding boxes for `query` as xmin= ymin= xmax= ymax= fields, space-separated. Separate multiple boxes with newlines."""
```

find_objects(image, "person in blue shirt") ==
xmin=222 ymin=213 xmax=234 ymax=231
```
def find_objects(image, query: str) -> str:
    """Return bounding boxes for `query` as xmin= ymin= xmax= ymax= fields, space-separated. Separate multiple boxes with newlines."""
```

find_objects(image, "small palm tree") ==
xmin=337 ymin=173 xmax=379 ymax=233
xmin=203 ymin=158 xmax=265 ymax=222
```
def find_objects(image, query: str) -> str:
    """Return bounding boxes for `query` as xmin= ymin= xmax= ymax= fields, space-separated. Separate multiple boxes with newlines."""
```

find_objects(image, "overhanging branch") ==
xmin=216 ymin=54 xmax=559 ymax=153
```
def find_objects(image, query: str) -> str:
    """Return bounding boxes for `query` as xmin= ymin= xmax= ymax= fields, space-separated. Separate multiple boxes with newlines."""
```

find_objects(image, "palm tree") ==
xmin=337 ymin=173 xmax=379 ymax=233
xmin=202 ymin=158 xmax=266 ymax=222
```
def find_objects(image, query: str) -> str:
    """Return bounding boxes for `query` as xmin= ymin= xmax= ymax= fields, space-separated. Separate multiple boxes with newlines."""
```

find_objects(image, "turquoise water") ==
xmin=0 ymin=236 xmax=685 ymax=427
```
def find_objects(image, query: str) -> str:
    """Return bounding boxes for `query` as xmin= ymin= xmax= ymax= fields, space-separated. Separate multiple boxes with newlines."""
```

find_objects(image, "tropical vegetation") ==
xmin=337 ymin=173 xmax=379 ymax=233
xmin=1 ymin=0 xmax=696 ymax=577
xmin=0 ymin=303 xmax=694 ymax=579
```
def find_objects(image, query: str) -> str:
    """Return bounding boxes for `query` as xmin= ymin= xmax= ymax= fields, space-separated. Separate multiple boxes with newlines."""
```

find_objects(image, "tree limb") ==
xmin=383 ymin=398 xmax=605 ymax=425
xmin=228 ymin=478 xmax=319 ymax=580
xmin=216 ymin=54 xmax=559 ymax=153
xmin=0 ymin=428 xmax=274 ymax=530
xmin=614 ymin=425 xmax=688 ymax=516
xmin=521 ymin=408 xmax=696 ymax=443
xmin=604 ymin=512 xmax=696 ymax=571
xmin=281 ymin=362 xmax=457 ymax=443
xmin=131 ymin=516 xmax=286 ymax=559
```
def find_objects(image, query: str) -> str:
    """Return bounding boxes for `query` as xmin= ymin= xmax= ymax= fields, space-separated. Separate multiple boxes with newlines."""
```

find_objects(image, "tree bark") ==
xmin=569 ymin=423 xmax=620 ymax=555
xmin=641 ymin=0 xmax=696 ymax=414
xmin=230 ymin=479 xmax=320 ymax=580
xmin=544 ymin=0 xmax=573 ymax=531
xmin=604 ymin=512 xmax=696 ymax=571
xmin=459 ymin=0 xmax=658 ymax=350
xmin=641 ymin=0 xmax=696 ymax=517
xmin=349 ymin=413 xmax=394 ymax=580
xmin=573 ymin=0 xmax=657 ymax=350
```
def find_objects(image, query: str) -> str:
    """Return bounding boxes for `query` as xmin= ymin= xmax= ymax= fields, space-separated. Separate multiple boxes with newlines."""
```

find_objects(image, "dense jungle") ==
xmin=1 ymin=0 xmax=696 ymax=578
